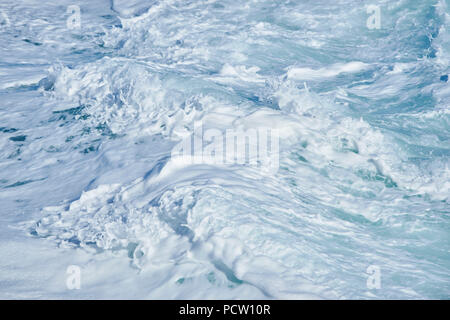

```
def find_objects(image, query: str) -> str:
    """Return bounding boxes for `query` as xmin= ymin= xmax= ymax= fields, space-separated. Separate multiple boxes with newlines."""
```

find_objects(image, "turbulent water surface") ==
xmin=0 ymin=0 xmax=449 ymax=299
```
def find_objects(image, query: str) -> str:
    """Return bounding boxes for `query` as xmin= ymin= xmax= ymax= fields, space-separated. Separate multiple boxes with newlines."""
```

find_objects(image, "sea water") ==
xmin=0 ymin=0 xmax=448 ymax=299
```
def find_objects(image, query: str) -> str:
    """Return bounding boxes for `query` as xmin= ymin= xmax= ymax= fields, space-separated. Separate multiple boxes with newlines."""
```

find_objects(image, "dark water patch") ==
xmin=143 ymin=156 xmax=169 ymax=180
xmin=81 ymin=126 xmax=91 ymax=135
xmin=95 ymin=122 xmax=113 ymax=136
xmin=38 ymin=76 xmax=55 ymax=91
xmin=79 ymin=142 xmax=101 ymax=154
xmin=5 ymin=180 xmax=34 ymax=188
xmin=53 ymin=105 xmax=87 ymax=116
xmin=100 ymin=14 xmax=122 ymax=29
xmin=127 ymin=242 xmax=139 ymax=259
xmin=71 ymin=48 xmax=89 ymax=55
xmin=356 ymin=169 xmax=398 ymax=188
xmin=23 ymin=39 xmax=42 ymax=46
xmin=101 ymin=14 xmax=115 ymax=20
xmin=426 ymin=47 xmax=437 ymax=59
xmin=336 ymin=137 xmax=359 ymax=154
xmin=49 ymin=105 xmax=90 ymax=124
xmin=1 ymin=83 xmax=40 ymax=93
xmin=331 ymin=207 xmax=375 ymax=226
xmin=291 ymin=151 xmax=308 ymax=163
xmin=4 ymin=177 xmax=46 ymax=188
xmin=212 ymin=260 xmax=244 ymax=285
xmin=68 ymin=236 xmax=81 ymax=246
xmin=440 ymin=75 xmax=448 ymax=82
xmin=212 ymin=3 xmax=225 ymax=9
xmin=0 ymin=127 xmax=18 ymax=133
xmin=296 ymin=154 xmax=308 ymax=163
xmin=9 ymin=135 xmax=26 ymax=142
xmin=92 ymin=123 xmax=121 ymax=139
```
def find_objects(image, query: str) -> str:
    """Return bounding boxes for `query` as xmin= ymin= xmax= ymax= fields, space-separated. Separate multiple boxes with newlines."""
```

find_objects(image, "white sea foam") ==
xmin=287 ymin=62 xmax=370 ymax=80
xmin=0 ymin=0 xmax=448 ymax=299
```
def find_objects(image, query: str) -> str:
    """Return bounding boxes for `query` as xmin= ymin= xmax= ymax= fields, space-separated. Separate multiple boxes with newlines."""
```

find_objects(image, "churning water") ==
xmin=0 ymin=0 xmax=449 ymax=299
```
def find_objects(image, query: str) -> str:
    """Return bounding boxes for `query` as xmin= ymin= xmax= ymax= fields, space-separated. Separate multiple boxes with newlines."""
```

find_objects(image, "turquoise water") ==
xmin=0 ymin=0 xmax=448 ymax=299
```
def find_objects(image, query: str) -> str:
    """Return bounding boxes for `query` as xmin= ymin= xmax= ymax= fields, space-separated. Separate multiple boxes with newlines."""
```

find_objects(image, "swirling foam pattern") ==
xmin=0 ymin=0 xmax=448 ymax=298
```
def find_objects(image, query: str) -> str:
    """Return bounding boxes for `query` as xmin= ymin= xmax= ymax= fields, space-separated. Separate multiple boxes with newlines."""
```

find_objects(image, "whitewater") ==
xmin=0 ymin=0 xmax=449 ymax=299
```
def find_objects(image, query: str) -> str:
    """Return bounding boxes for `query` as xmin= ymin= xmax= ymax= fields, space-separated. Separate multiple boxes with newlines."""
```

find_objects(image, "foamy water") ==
xmin=0 ymin=0 xmax=449 ymax=299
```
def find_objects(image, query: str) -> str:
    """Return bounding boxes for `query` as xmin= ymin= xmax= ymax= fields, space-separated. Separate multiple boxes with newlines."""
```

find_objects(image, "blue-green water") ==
xmin=0 ymin=0 xmax=448 ymax=299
